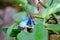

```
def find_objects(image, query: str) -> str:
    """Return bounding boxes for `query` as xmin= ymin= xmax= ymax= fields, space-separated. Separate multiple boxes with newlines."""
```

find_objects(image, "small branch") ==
xmin=45 ymin=17 xmax=52 ymax=23
xmin=43 ymin=18 xmax=46 ymax=24
xmin=33 ymin=15 xmax=43 ymax=19
xmin=38 ymin=0 xmax=47 ymax=8
xmin=51 ymin=14 xmax=58 ymax=24
xmin=45 ymin=14 xmax=58 ymax=24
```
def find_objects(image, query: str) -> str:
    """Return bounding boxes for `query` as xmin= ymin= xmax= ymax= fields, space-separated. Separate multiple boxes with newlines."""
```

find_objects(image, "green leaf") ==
xmin=13 ymin=12 xmax=28 ymax=21
xmin=5 ymin=22 xmax=19 ymax=40
xmin=25 ymin=4 xmax=38 ymax=14
xmin=42 ymin=4 xmax=60 ymax=19
xmin=2 ymin=28 xmax=21 ymax=37
xmin=17 ymin=31 xmax=34 ymax=40
xmin=34 ymin=18 xmax=43 ymax=24
xmin=45 ymin=24 xmax=60 ymax=34
xmin=19 ymin=4 xmax=38 ymax=14
xmin=10 ymin=28 xmax=21 ymax=37
xmin=55 ymin=8 xmax=60 ymax=15
xmin=34 ymin=23 xmax=48 ymax=40
xmin=58 ymin=19 xmax=60 ymax=24
xmin=16 ymin=0 xmax=28 ymax=6
xmin=22 ymin=4 xmax=38 ymax=14
xmin=52 ymin=0 xmax=60 ymax=5
xmin=55 ymin=11 xmax=60 ymax=15
xmin=46 ymin=0 xmax=60 ymax=7
xmin=17 ymin=23 xmax=48 ymax=40
xmin=2 ymin=28 xmax=8 ymax=33
xmin=46 ymin=0 xmax=53 ymax=7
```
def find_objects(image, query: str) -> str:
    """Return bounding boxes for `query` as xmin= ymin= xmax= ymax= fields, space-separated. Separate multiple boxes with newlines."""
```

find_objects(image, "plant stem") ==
xmin=43 ymin=18 xmax=46 ymax=24
xmin=51 ymin=14 xmax=58 ymax=24
xmin=33 ymin=15 xmax=43 ymax=19
xmin=45 ymin=14 xmax=58 ymax=24
xmin=38 ymin=0 xmax=47 ymax=8
xmin=38 ymin=0 xmax=47 ymax=23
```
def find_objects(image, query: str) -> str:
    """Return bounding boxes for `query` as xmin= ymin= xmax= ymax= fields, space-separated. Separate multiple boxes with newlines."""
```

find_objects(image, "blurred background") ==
xmin=0 ymin=0 xmax=47 ymax=40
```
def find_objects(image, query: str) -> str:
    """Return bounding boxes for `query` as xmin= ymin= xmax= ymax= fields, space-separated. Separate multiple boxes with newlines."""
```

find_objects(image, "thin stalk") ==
xmin=38 ymin=0 xmax=47 ymax=8
xmin=38 ymin=0 xmax=47 ymax=23
xmin=45 ymin=16 xmax=52 ymax=23
xmin=38 ymin=0 xmax=55 ymax=24
xmin=43 ymin=18 xmax=46 ymax=24
xmin=33 ymin=15 xmax=43 ymax=19
xmin=45 ymin=14 xmax=58 ymax=24
xmin=51 ymin=14 xmax=58 ymax=24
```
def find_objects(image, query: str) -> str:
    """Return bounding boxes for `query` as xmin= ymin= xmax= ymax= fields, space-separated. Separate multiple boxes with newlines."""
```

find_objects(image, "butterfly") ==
xmin=18 ymin=18 xmax=35 ymax=29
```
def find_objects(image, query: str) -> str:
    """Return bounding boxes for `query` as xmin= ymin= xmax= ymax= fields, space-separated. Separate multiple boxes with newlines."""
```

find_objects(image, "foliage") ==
xmin=17 ymin=23 xmax=48 ymax=40
xmin=2 ymin=0 xmax=60 ymax=40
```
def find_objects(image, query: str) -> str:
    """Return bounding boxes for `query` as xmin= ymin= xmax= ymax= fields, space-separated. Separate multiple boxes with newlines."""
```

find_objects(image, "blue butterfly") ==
xmin=18 ymin=18 xmax=35 ymax=29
